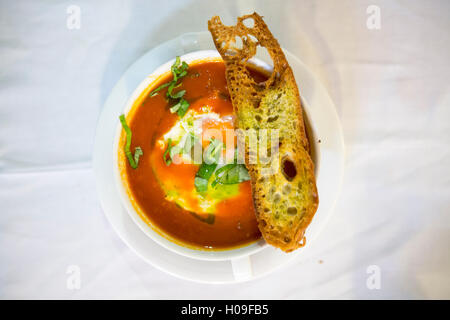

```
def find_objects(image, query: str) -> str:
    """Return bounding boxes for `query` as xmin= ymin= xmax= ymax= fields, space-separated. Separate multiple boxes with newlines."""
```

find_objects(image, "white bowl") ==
xmin=112 ymin=50 xmax=321 ymax=262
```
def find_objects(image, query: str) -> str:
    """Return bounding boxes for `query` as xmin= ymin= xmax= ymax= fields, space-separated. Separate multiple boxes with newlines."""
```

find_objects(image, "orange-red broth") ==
xmin=120 ymin=60 xmax=267 ymax=249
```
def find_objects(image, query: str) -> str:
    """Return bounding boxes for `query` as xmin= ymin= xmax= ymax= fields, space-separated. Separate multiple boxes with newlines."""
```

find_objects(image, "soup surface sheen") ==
xmin=121 ymin=60 xmax=266 ymax=249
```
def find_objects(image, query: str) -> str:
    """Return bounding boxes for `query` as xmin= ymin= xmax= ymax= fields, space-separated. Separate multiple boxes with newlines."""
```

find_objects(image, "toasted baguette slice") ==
xmin=208 ymin=12 xmax=318 ymax=252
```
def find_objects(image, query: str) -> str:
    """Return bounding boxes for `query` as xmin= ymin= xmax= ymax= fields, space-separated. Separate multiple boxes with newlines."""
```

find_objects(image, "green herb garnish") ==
xmin=169 ymin=98 xmax=190 ymax=117
xmin=149 ymin=82 xmax=171 ymax=97
xmin=150 ymin=57 xmax=189 ymax=97
xmin=183 ymin=132 xmax=198 ymax=154
xmin=194 ymin=162 xmax=218 ymax=193
xmin=119 ymin=114 xmax=143 ymax=169
xmin=211 ymin=164 xmax=250 ymax=187
xmin=169 ymin=89 xmax=186 ymax=99
xmin=149 ymin=56 xmax=191 ymax=117
xmin=163 ymin=132 xmax=198 ymax=166
xmin=193 ymin=139 xmax=227 ymax=192
xmin=204 ymin=139 xmax=223 ymax=164
xmin=194 ymin=177 xmax=209 ymax=193
xmin=189 ymin=211 xmax=215 ymax=225
xmin=163 ymin=138 xmax=173 ymax=166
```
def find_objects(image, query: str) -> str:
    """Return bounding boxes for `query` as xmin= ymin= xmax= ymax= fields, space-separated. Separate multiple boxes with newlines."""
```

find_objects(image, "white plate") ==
xmin=93 ymin=31 xmax=345 ymax=284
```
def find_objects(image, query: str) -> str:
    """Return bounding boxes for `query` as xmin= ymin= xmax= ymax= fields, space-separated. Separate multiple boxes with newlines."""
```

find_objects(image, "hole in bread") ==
xmin=287 ymin=207 xmax=297 ymax=215
xmin=242 ymin=17 xmax=255 ymax=28
xmin=267 ymin=115 xmax=279 ymax=122
xmin=255 ymin=45 xmax=272 ymax=66
xmin=282 ymin=184 xmax=291 ymax=195
xmin=282 ymin=157 xmax=297 ymax=181
xmin=224 ymin=49 xmax=237 ymax=57
xmin=232 ymin=36 xmax=243 ymax=50
xmin=248 ymin=34 xmax=258 ymax=43
xmin=245 ymin=62 xmax=270 ymax=85
xmin=244 ymin=45 xmax=275 ymax=87
xmin=273 ymin=192 xmax=281 ymax=203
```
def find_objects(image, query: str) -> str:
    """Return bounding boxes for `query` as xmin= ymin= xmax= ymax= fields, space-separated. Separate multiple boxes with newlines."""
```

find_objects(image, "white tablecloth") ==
xmin=1 ymin=0 xmax=449 ymax=299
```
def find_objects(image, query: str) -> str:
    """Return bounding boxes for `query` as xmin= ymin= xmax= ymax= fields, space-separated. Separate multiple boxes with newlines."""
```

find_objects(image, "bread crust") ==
xmin=208 ymin=13 xmax=318 ymax=252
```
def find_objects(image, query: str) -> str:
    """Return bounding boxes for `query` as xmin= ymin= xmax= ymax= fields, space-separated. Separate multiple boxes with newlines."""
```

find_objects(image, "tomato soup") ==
xmin=119 ymin=60 xmax=267 ymax=249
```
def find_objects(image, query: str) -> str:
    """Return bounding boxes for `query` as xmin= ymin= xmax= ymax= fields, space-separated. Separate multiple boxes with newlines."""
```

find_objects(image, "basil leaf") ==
xmin=169 ymin=100 xmax=181 ymax=113
xmin=119 ymin=114 xmax=143 ymax=169
xmin=195 ymin=162 xmax=218 ymax=193
xmin=170 ymin=89 xmax=186 ymax=99
xmin=189 ymin=211 xmax=215 ymax=225
xmin=169 ymin=99 xmax=190 ymax=117
xmin=204 ymin=139 xmax=223 ymax=164
xmin=133 ymin=147 xmax=143 ymax=166
xmin=163 ymin=132 xmax=198 ymax=167
xmin=214 ymin=163 xmax=235 ymax=177
xmin=212 ymin=164 xmax=250 ymax=187
xmin=173 ymin=56 xmax=181 ymax=68
xmin=183 ymin=132 xmax=198 ymax=154
xmin=149 ymin=82 xmax=171 ymax=97
xmin=176 ymin=99 xmax=190 ymax=117
xmin=221 ymin=165 xmax=240 ymax=184
xmin=196 ymin=163 xmax=217 ymax=180
xmin=149 ymin=56 xmax=189 ymax=104
xmin=211 ymin=163 xmax=235 ymax=186
xmin=167 ymin=82 xmax=182 ymax=98
xmin=169 ymin=144 xmax=181 ymax=159
xmin=237 ymin=164 xmax=251 ymax=181
xmin=163 ymin=138 xmax=173 ymax=166
xmin=171 ymin=57 xmax=181 ymax=79
xmin=194 ymin=177 xmax=208 ymax=193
